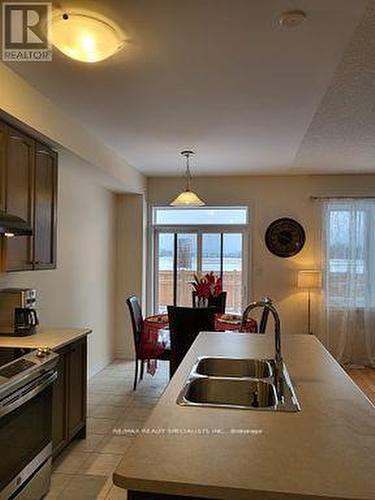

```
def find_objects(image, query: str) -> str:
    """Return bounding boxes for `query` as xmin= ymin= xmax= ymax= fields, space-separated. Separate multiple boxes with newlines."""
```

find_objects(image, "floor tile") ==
xmin=87 ymin=417 xmax=118 ymax=435
xmin=105 ymin=394 xmax=133 ymax=407
xmin=45 ymin=473 xmax=71 ymax=498
xmin=96 ymin=435 xmax=134 ymax=455
xmin=57 ymin=474 xmax=108 ymax=499
xmin=92 ymin=405 xmax=125 ymax=419
xmin=79 ymin=453 xmax=122 ymax=476
xmin=69 ymin=434 xmax=105 ymax=453
xmin=53 ymin=451 xmax=90 ymax=474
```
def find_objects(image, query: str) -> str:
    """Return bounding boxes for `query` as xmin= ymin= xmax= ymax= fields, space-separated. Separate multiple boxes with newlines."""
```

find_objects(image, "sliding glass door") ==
xmin=154 ymin=229 xmax=246 ymax=314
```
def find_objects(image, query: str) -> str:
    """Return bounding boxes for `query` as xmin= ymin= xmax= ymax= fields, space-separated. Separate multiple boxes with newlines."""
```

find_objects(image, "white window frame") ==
xmin=148 ymin=206 xmax=250 ymax=314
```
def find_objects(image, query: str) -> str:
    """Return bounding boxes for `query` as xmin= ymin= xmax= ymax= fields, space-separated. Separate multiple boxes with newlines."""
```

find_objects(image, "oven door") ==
xmin=0 ymin=370 xmax=57 ymax=499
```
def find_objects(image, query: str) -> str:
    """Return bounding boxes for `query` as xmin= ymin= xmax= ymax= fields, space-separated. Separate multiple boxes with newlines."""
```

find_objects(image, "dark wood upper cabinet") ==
xmin=4 ymin=127 xmax=35 ymax=272
xmin=0 ymin=119 xmax=58 ymax=272
xmin=34 ymin=143 xmax=58 ymax=269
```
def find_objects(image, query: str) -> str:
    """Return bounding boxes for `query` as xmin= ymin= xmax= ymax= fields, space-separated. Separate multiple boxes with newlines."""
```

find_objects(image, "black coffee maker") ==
xmin=15 ymin=307 xmax=39 ymax=336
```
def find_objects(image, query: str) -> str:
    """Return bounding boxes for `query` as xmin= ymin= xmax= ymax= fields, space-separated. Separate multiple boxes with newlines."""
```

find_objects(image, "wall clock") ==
xmin=265 ymin=218 xmax=306 ymax=258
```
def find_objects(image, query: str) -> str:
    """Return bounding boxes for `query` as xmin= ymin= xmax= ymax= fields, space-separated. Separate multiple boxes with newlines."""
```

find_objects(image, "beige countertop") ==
xmin=0 ymin=327 xmax=91 ymax=350
xmin=113 ymin=332 xmax=375 ymax=500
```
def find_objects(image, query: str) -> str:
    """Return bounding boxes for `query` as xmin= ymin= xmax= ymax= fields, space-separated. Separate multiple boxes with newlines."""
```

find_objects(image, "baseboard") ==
xmin=114 ymin=349 xmax=134 ymax=360
xmin=89 ymin=357 xmax=112 ymax=379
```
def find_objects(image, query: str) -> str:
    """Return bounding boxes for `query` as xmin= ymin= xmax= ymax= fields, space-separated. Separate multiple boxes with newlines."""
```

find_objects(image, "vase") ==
xmin=197 ymin=297 xmax=208 ymax=308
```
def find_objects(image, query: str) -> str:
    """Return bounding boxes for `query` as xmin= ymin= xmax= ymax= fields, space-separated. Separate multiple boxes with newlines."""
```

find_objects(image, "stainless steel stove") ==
xmin=0 ymin=347 xmax=58 ymax=499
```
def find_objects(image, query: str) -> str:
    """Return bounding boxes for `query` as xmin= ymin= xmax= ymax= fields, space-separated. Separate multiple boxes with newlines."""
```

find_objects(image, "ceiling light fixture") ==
xmin=52 ymin=10 xmax=125 ymax=63
xmin=170 ymin=151 xmax=205 ymax=207
xmin=279 ymin=10 xmax=306 ymax=28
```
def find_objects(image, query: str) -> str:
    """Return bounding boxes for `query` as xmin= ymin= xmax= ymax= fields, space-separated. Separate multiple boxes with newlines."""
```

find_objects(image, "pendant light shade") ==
xmin=170 ymin=190 xmax=205 ymax=207
xmin=170 ymin=151 xmax=205 ymax=207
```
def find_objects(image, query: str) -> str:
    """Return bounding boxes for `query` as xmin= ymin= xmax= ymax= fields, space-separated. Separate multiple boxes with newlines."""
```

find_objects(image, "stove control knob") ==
xmin=42 ymin=346 xmax=51 ymax=355
xmin=36 ymin=347 xmax=45 ymax=358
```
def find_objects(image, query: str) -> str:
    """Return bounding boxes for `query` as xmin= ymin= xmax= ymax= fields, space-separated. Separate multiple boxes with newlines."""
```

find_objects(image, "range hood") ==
xmin=0 ymin=212 xmax=32 ymax=236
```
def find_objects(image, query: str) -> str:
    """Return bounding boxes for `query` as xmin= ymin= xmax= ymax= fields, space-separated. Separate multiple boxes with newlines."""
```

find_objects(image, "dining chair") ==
xmin=168 ymin=306 xmax=215 ymax=377
xmin=127 ymin=296 xmax=170 ymax=390
xmin=192 ymin=291 xmax=227 ymax=314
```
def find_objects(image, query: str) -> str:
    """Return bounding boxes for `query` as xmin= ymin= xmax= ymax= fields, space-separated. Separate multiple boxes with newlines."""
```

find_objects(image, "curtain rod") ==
xmin=310 ymin=195 xmax=375 ymax=200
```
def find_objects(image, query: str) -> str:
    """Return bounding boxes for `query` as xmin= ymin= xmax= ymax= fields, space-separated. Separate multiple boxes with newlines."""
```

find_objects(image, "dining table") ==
xmin=141 ymin=311 xmax=257 ymax=375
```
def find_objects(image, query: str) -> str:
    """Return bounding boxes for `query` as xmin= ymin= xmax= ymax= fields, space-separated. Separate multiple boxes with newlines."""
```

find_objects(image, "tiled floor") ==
xmin=47 ymin=360 xmax=169 ymax=499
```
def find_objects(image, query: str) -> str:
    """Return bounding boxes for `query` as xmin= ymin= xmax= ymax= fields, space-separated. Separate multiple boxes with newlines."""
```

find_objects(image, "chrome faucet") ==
xmin=241 ymin=298 xmax=284 ymax=400
xmin=241 ymin=297 xmax=282 ymax=362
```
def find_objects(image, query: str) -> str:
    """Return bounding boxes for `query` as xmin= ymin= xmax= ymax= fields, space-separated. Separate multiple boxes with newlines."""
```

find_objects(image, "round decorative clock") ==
xmin=265 ymin=218 xmax=306 ymax=258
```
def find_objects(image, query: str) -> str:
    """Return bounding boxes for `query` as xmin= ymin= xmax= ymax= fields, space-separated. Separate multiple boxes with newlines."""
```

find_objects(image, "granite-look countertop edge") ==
xmin=0 ymin=327 xmax=92 ymax=350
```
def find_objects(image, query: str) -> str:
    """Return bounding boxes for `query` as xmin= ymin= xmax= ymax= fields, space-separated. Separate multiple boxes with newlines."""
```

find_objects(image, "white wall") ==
xmin=147 ymin=174 xmax=375 ymax=340
xmin=0 ymin=150 xmax=116 ymax=377
xmin=0 ymin=62 xmax=145 ymax=194
xmin=114 ymin=194 xmax=146 ymax=358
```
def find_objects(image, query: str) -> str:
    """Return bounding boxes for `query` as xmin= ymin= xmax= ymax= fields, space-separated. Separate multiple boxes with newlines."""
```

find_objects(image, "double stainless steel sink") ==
xmin=177 ymin=356 xmax=300 ymax=412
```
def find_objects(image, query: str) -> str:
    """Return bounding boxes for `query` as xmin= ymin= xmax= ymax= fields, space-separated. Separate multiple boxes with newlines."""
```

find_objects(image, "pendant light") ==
xmin=170 ymin=151 xmax=205 ymax=207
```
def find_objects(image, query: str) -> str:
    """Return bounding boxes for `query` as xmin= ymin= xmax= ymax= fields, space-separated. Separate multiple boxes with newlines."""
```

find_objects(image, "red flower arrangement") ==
xmin=192 ymin=272 xmax=223 ymax=299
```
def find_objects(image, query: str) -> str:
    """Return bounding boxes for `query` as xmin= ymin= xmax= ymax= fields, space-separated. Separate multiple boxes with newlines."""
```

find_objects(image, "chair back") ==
xmin=126 ymin=296 xmax=143 ymax=353
xmin=168 ymin=306 xmax=215 ymax=376
xmin=192 ymin=291 xmax=227 ymax=314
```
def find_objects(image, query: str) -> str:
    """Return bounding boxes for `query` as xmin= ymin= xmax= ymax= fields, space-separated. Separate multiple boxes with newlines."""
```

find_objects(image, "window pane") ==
xmin=223 ymin=233 xmax=243 ymax=313
xmin=327 ymin=208 xmax=367 ymax=307
xmin=202 ymin=233 xmax=221 ymax=273
xmin=157 ymin=233 xmax=174 ymax=313
xmin=176 ymin=234 xmax=197 ymax=307
xmin=154 ymin=207 xmax=247 ymax=225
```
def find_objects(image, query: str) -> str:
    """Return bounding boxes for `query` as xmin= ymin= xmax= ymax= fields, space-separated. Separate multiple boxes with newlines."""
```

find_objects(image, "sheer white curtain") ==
xmin=320 ymin=199 xmax=375 ymax=367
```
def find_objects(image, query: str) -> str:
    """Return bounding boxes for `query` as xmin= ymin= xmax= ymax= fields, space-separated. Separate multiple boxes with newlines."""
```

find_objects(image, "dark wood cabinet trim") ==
xmin=52 ymin=337 xmax=87 ymax=459
xmin=4 ymin=126 xmax=35 ymax=272
xmin=33 ymin=142 xmax=58 ymax=270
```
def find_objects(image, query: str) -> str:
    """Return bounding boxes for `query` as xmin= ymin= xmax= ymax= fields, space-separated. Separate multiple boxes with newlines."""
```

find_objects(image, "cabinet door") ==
xmin=52 ymin=347 xmax=68 ymax=456
xmin=4 ymin=127 xmax=34 ymax=271
xmin=67 ymin=338 xmax=87 ymax=439
xmin=34 ymin=143 xmax=57 ymax=269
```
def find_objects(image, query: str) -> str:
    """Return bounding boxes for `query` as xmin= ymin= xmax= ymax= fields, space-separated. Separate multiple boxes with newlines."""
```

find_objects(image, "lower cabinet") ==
xmin=52 ymin=336 xmax=87 ymax=457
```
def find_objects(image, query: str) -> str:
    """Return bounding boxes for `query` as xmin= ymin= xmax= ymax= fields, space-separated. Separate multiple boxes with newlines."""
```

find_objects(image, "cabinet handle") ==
xmin=37 ymin=150 xmax=51 ymax=156
xmin=10 ymin=135 xmax=25 ymax=141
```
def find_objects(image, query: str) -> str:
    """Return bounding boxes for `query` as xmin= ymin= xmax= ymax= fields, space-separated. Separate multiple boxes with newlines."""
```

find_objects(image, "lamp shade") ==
xmin=298 ymin=270 xmax=322 ymax=289
xmin=170 ymin=190 xmax=205 ymax=207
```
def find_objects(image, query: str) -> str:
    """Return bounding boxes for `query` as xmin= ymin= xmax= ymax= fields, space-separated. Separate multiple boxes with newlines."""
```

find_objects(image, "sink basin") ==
xmin=177 ymin=357 xmax=301 ymax=412
xmin=194 ymin=357 xmax=273 ymax=379
xmin=179 ymin=377 xmax=277 ymax=409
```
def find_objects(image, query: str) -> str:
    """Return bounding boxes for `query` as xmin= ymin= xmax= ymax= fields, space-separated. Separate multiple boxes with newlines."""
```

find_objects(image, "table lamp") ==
xmin=298 ymin=270 xmax=322 ymax=335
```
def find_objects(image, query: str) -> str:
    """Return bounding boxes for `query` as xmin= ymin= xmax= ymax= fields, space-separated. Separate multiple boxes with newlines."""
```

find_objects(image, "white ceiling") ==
xmin=5 ymin=0 xmax=371 ymax=175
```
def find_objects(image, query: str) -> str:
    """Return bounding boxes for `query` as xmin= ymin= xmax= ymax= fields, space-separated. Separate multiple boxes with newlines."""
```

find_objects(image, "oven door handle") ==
xmin=0 ymin=370 xmax=57 ymax=418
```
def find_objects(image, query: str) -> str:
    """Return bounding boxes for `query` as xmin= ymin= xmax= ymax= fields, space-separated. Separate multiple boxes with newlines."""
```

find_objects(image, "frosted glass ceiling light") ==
xmin=170 ymin=151 xmax=205 ymax=207
xmin=53 ymin=11 xmax=125 ymax=63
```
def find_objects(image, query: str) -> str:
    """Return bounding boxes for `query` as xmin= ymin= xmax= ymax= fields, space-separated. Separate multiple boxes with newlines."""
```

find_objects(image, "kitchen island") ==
xmin=113 ymin=332 xmax=375 ymax=500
